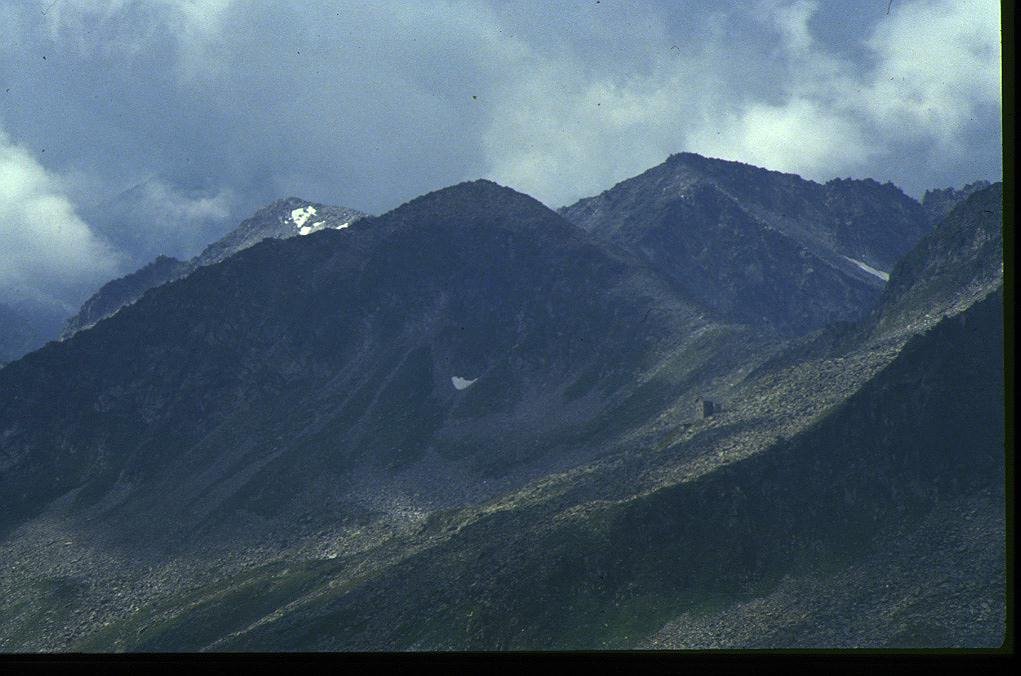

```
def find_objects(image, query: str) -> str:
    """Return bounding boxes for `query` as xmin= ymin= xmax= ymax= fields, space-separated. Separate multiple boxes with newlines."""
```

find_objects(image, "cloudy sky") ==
xmin=0 ymin=0 xmax=1003 ymax=311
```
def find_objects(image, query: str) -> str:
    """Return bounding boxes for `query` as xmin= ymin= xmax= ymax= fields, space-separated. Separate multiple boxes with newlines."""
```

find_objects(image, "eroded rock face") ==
xmin=873 ymin=183 xmax=1004 ymax=338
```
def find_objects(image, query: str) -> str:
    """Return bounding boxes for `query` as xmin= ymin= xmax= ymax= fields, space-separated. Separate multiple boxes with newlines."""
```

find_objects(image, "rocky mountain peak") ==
xmin=559 ymin=154 xmax=931 ymax=335
xmin=372 ymin=179 xmax=573 ymax=243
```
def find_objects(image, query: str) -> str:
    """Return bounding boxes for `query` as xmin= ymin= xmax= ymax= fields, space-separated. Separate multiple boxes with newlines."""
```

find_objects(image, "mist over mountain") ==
xmin=0 ymin=156 xmax=1005 ymax=651
xmin=81 ymin=178 xmax=236 ymax=271
xmin=1 ymin=190 xmax=367 ymax=360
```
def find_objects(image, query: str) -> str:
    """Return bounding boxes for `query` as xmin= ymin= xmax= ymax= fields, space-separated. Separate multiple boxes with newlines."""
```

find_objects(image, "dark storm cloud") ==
xmin=0 ymin=0 xmax=1002 ymax=308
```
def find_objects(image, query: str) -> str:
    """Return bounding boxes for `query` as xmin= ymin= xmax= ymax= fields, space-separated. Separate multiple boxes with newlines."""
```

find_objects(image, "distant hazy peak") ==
xmin=59 ymin=255 xmax=192 ymax=340
xmin=61 ymin=197 xmax=367 ymax=340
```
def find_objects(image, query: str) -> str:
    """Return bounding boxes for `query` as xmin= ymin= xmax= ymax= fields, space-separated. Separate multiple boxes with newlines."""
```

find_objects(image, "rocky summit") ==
xmin=0 ymin=158 xmax=1005 ymax=652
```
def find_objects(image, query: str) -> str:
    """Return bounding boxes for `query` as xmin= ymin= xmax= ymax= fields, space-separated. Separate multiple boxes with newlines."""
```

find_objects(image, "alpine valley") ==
xmin=0 ymin=154 xmax=1006 ymax=650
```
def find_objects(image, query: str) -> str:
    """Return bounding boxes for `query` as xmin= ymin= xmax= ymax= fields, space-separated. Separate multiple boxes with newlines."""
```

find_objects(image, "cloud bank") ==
xmin=83 ymin=178 xmax=235 ymax=267
xmin=481 ymin=0 xmax=1002 ymax=204
xmin=0 ymin=0 xmax=1003 ymax=309
xmin=0 ymin=129 xmax=122 ymax=310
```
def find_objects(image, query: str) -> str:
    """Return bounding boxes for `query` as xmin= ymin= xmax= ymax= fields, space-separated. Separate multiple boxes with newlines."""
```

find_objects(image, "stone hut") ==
xmin=694 ymin=396 xmax=715 ymax=419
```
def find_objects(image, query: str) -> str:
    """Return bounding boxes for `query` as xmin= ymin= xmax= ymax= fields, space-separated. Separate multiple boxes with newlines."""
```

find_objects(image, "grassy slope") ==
xmin=61 ymin=288 xmax=1002 ymax=651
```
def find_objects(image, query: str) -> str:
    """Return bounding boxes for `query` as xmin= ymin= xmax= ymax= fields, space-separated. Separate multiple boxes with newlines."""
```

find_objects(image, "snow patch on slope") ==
xmin=843 ymin=256 xmax=890 ymax=282
xmin=451 ymin=376 xmax=478 ymax=390
xmin=290 ymin=209 xmax=353 ymax=237
xmin=289 ymin=205 xmax=317 ymax=230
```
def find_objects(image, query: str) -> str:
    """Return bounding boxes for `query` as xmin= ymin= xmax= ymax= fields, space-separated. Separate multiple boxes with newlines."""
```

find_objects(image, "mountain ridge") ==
xmin=0 ymin=156 xmax=1004 ymax=651
xmin=1 ymin=177 xmax=749 ymax=547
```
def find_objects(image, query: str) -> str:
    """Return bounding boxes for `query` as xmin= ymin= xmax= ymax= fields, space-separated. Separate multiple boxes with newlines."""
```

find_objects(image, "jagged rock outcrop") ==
xmin=921 ymin=180 xmax=993 ymax=226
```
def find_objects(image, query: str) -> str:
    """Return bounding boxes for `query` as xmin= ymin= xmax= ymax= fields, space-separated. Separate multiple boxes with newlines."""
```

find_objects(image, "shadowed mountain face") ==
xmin=0 ymin=164 xmax=1004 ymax=651
xmin=750 ymin=182 xmax=1005 ymax=373
xmin=0 ymin=180 xmax=743 ymax=547
xmin=560 ymin=153 xmax=930 ymax=335
xmin=60 ymin=199 xmax=367 ymax=340
xmin=188 ymin=287 xmax=1002 ymax=652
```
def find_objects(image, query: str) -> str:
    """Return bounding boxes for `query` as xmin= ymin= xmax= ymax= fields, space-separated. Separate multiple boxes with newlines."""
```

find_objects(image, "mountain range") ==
xmin=0 ymin=153 xmax=1005 ymax=651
